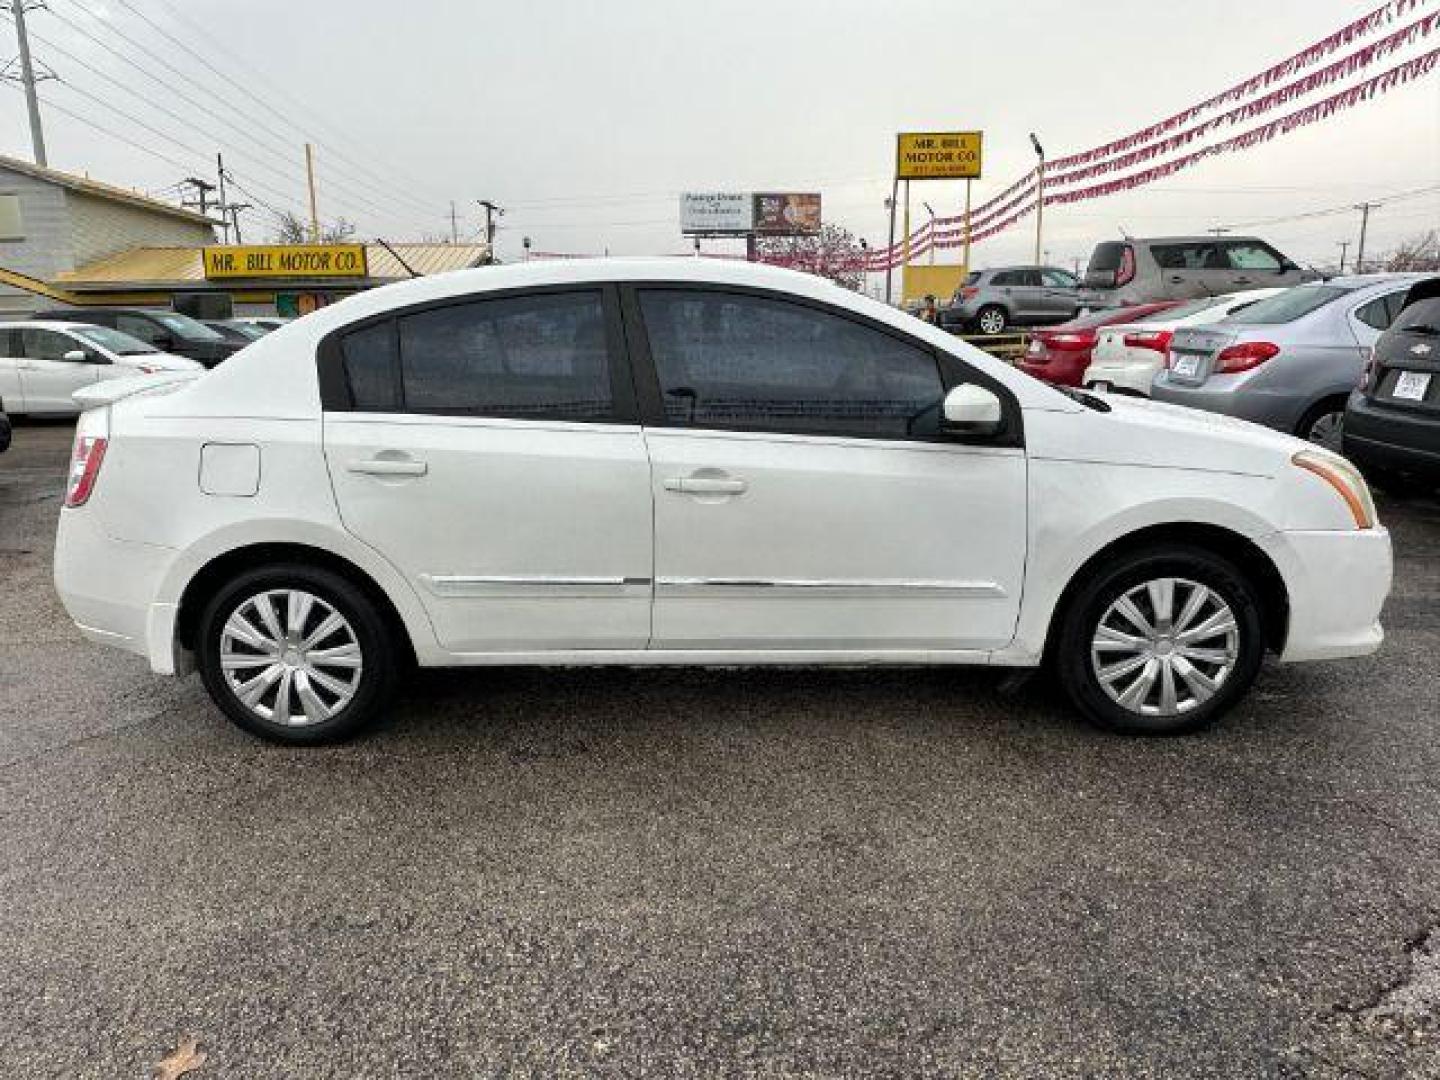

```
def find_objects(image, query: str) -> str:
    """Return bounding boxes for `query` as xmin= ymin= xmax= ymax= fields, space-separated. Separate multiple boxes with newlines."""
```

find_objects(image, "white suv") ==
xmin=53 ymin=259 xmax=1392 ymax=744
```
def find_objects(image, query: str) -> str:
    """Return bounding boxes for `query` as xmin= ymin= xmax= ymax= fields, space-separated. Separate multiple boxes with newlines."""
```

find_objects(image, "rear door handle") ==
xmin=348 ymin=457 xmax=428 ymax=477
xmin=663 ymin=476 xmax=747 ymax=494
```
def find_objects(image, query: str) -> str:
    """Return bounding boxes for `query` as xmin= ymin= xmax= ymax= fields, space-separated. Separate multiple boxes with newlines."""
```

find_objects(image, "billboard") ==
xmin=896 ymin=132 xmax=983 ymax=180
xmin=753 ymin=192 xmax=822 ymax=234
xmin=679 ymin=192 xmax=822 ymax=235
xmin=680 ymin=193 xmax=753 ymax=234
xmin=202 ymin=244 xmax=368 ymax=280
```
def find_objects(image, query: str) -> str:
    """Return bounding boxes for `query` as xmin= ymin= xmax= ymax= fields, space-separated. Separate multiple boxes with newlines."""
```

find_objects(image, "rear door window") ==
xmin=990 ymin=270 xmax=1021 ymax=286
xmin=1041 ymin=269 xmax=1077 ymax=288
xmin=1151 ymin=242 xmax=1226 ymax=270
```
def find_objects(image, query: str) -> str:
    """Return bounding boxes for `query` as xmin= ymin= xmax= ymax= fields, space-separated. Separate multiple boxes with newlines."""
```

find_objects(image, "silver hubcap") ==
xmin=220 ymin=589 xmax=363 ymax=726
xmin=979 ymin=310 xmax=1005 ymax=334
xmin=1307 ymin=411 xmax=1344 ymax=452
xmin=1090 ymin=577 xmax=1239 ymax=717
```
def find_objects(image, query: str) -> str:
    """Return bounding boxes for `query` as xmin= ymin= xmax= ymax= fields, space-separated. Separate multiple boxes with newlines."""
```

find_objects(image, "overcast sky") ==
xmin=3 ymin=0 xmax=1437 ymax=276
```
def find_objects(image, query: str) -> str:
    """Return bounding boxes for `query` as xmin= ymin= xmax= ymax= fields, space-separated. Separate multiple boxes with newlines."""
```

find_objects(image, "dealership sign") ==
xmin=680 ymin=192 xmax=822 ymax=236
xmin=896 ymin=132 xmax=983 ymax=180
xmin=202 ymin=244 xmax=369 ymax=280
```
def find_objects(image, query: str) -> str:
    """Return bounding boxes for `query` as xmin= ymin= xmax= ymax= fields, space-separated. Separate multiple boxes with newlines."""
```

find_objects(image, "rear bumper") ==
xmin=1151 ymin=375 xmax=1299 ymax=431
xmin=1343 ymin=392 xmax=1440 ymax=481
xmin=1084 ymin=360 xmax=1156 ymax=395
xmin=54 ymin=508 xmax=182 ymax=673
xmin=1256 ymin=526 xmax=1392 ymax=663
xmin=1017 ymin=355 xmax=1087 ymax=386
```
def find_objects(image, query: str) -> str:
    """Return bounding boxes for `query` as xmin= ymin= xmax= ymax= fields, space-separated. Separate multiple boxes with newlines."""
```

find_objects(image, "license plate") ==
xmin=1393 ymin=370 xmax=1432 ymax=401
xmin=1172 ymin=356 xmax=1200 ymax=378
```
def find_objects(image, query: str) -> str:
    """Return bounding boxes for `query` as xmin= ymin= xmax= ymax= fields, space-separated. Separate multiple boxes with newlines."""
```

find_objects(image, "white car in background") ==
xmin=52 ymin=259 xmax=1391 ymax=745
xmin=1083 ymin=289 xmax=1286 ymax=396
xmin=0 ymin=321 xmax=201 ymax=416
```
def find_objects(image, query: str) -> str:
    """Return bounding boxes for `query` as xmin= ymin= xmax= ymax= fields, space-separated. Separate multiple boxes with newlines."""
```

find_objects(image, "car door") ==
xmin=1149 ymin=242 xmax=1233 ymax=299
xmin=1008 ymin=269 xmax=1047 ymax=323
xmin=320 ymin=285 xmax=654 ymax=655
xmin=1222 ymin=241 xmax=1301 ymax=292
xmin=0 ymin=330 xmax=24 ymax=412
xmin=626 ymin=285 xmax=1027 ymax=654
xmin=16 ymin=328 xmax=101 ymax=413
xmin=1039 ymin=268 xmax=1081 ymax=322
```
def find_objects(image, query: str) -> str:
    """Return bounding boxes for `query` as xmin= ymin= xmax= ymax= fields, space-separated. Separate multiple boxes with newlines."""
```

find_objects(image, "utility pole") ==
xmin=1030 ymin=133 xmax=1046 ymax=266
xmin=214 ymin=153 xmax=232 ymax=243
xmin=227 ymin=203 xmax=251 ymax=244
xmin=883 ymin=181 xmax=898 ymax=305
xmin=477 ymin=199 xmax=504 ymax=253
xmin=304 ymin=143 xmax=321 ymax=244
xmin=1208 ymin=227 xmax=1231 ymax=237
xmin=448 ymin=201 xmax=459 ymax=244
xmin=7 ymin=0 xmax=52 ymax=166
xmin=181 ymin=176 xmax=216 ymax=217
xmin=922 ymin=201 xmax=937 ymax=266
xmin=1336 ymin=239 xmax=1350 ymax=275
xmin=1354 ymin=203 xmax=1377 ymax=274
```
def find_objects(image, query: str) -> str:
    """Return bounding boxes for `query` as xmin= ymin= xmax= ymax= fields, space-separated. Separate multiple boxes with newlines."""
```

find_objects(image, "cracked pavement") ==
xmin=1 ymin=419 xmax=1438 ymax=1078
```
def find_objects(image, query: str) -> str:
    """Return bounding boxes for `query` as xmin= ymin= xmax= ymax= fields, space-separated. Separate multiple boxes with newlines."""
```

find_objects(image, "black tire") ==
xmin=1295 ymin=397 xmax=1347 ymax=452
xmin=974 ymin=305 xmax=1008 ymax=335
xmin=196 ymin=562 xmax=399 ymax=745
xmin=1053 ymin=545 xmax=1267 ymax=736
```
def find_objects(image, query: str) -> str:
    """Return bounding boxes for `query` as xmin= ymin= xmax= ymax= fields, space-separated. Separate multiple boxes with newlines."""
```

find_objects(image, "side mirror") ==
xmin=1083 ymin=269 xmax=1117 ymax=289
xmin=942 ymin=383 xmax=1003 ymax=436
xmin=63 ymin=350 xmax=88 ymax=363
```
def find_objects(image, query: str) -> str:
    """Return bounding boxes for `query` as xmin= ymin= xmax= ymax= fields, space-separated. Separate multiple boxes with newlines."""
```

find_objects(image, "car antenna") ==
xmin=374 ymin=239 xmax=418 ymax=279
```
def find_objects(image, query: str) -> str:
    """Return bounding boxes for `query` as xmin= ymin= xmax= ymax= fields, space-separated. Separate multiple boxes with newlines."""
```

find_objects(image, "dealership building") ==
xmin=1 ymin=153 xmax=489 ymax=317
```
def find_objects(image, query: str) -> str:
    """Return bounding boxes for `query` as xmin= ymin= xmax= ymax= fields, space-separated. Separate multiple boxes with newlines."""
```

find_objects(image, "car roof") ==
xmin=0 ymin=320 xmax=98 ymax=332
xmin=35 ymin=306 xmax=157 ymax=317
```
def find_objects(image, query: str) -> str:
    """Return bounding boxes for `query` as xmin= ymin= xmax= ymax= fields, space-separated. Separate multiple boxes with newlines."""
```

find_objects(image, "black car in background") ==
xmin=0 ymin=407 xmax=10 ymax=454
xmin=1344 ymin=279 xmax=1440 ymax=494
xmin=32 ymin=307 xmax=241 ymax=368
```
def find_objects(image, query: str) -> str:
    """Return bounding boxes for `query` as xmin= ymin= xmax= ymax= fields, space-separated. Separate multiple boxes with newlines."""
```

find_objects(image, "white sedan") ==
xmin=52 ymin=260 xmax=1391 ymax=744
xmin=0 ymin=320 xmax=201 ymax=416
xmin=1082 ymin=289 xmax=1286 ymax=396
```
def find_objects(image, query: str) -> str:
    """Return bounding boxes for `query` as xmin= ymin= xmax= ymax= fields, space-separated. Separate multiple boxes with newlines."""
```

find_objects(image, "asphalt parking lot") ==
xmin=1 ymin=419 xmax=1437 ymax=1079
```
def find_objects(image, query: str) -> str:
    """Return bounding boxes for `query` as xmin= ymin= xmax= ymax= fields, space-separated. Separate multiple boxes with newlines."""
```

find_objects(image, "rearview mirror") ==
xmin=942 ymin=384 xmax=1003 ymax=436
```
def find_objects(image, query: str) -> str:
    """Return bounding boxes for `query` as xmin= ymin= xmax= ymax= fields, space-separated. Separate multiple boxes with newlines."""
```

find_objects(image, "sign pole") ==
xmin=884 ymin=175 xmax=899 ymax=305
xmin=962 ymin=178 xmax=973 ymax=272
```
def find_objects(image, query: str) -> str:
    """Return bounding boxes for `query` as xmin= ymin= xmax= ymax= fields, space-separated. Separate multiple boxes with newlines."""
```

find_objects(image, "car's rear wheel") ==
xmin=975 ymin=305 xmax=1008 ymax=335
xmin=197 ymin=563 xmax=399 ymax=744
xmin=1297 ymin=399 xmax=1347 ymax=452
xmin=1054 ymin=546 xmax=1266 ymax=735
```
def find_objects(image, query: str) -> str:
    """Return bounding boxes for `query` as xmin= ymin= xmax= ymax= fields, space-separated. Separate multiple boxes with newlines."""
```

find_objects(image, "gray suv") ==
xmin=1082 ymin=236 xmax=1312 ymax=306
xmin=939 ymin=265 xmax=1085 ymax=335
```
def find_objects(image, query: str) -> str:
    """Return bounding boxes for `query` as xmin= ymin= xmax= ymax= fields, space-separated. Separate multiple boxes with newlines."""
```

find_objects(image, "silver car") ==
xmin=1152 ymin=274 xmax=1436 ymax=450
xmin=940 ymin=265 xmax=1085 ymax=335
xmin=1082 ymin=236 xmax=1313 ymax=306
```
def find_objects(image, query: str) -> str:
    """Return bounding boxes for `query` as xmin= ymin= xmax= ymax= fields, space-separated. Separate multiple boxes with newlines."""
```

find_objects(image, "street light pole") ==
xmin=1030 ymin=132 xmax=1045 ymax=266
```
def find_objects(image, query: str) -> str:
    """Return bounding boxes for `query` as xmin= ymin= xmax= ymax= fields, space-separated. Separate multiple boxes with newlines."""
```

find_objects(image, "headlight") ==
xmin=1292 ymin=449 xmax=1376 ymax=529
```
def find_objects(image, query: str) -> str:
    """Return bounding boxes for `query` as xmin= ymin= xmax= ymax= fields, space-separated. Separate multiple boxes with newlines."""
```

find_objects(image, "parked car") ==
xmin=1082 ymin=288 xmax=1287 ymax=396
xmin=202 ymin=319 xmax=266 ymax=345
xmin=1343 ymin=279 xmax=1440 ymax=492
xmin=1153 ymin=274 xmax=1437 ymax=451
xmin=54 ymin=259 xmax=1391 ymax=745
xmin=0 ymin=406 xmax=10 ymax=454
xmin=939 ymin=265 xmax=1085 ymax=335
xmin=1016 ymin=302 xmax=1180 ymax=387
xmin=231 ymin=316 xmax=290 ymax=333
xmin=1081 ymin=236 xmax=1312 ymax=306
xmin=33 ymin=307 xmax=242 ymax=368
xmin=0 ymin=321 xmax=202 ymax=416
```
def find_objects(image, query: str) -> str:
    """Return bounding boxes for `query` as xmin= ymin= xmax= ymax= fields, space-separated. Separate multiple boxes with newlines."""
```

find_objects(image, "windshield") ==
xmin=225 ymin=322 xmax=267 ymax=340
xmin=1222 ymin=285 xmax=1352 ymax=325
xmin=71 ymin=325 xmax=159 ymax=356
xmin=1134 ymin=296 xmax=1226 ymax=322
xmin=153 ymin=311 xmax=225 ymax=341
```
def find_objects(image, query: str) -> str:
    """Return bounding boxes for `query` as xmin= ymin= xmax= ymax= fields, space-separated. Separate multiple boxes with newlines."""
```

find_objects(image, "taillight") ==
xmin=959 ymin=286 xmax=979 ymax=300
xmin=1122 ymin=329 xmax=1173 ymax=354
xmin=65 ymin=435 xmax=108 ymax=508
xmin=1213 ymin=341 xmax=1280 ymax=374
xmin=1116 ymin=245 xmax=1136 ymax=287
xmin=1358 ymin=346 xmax=1376 ymax=391
xmin=1046 ymin=330 xmax=1098 ymax=350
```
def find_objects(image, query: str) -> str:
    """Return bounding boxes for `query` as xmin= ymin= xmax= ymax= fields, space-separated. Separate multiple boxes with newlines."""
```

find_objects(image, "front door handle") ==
xmin=348 ymin=457 xmax=428 ymax=477
xmin=663 ymin=476 xmax=747 ymax=495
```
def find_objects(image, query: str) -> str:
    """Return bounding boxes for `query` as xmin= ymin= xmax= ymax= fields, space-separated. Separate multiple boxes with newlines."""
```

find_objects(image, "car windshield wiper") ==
xmin=1054 ymin=384 xmax=1112 ymax=413
xmin=1401 ymin=323 xmax=1440 ymax=335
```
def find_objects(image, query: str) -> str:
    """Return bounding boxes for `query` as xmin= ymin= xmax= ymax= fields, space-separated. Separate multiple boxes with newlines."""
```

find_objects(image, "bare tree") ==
xmin=755 ymin=223 xmax=867 ymax=291
xmin=1383 ymin=230 xmax=1440 ymax=272
xmin=270 ymin=210 xmax=358 ymax=245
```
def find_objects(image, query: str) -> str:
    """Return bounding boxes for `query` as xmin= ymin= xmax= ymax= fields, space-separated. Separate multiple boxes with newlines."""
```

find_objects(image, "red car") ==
xmin=1016 ymin=302 xmax=1180 ymax=387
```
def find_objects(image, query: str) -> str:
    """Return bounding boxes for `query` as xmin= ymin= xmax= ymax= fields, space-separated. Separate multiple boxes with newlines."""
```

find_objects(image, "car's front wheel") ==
xmin=1054 ymin=546 xmax=1267 ymax=735
xmin=196 ymin=563 xmax=399 ymax=744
